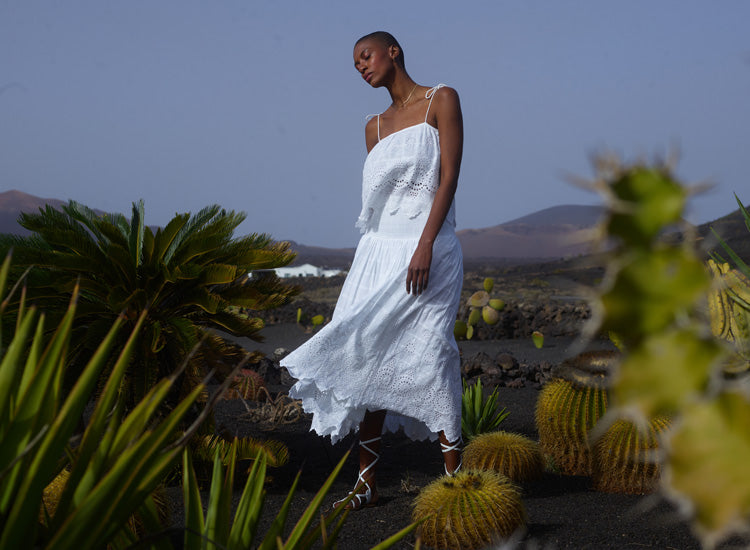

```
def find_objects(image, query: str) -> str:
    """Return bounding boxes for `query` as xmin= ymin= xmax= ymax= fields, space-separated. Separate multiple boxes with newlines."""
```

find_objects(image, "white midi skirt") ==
xmin=280 ymin=226 xmax=463 ymax=443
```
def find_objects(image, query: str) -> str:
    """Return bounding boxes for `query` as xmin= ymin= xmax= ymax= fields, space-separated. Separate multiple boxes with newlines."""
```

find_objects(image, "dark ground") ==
xmin=204 ymin=325 xmax=750 ymax=550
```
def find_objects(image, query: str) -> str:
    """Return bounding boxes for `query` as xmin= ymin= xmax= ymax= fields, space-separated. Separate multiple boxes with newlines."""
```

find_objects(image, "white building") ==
xmin=272 ymin=263 xmax=344 ymax=278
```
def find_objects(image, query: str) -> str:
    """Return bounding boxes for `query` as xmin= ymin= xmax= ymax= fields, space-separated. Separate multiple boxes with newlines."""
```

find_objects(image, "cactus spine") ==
xmin=592 ymin=416 xmax=671 ymax=494
xmin=463 ymin=431 xmax=543 ymax=482
xmin=413 ymin=470 xmax=526 ymax=549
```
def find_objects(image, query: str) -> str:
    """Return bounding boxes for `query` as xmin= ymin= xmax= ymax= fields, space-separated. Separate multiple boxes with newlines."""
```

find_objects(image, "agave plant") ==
xmin=461 ymin=378 xmax=509 ymax=441
xmin=0 ymin=253 xmax=231 ymax=549
xmin=180 ymin=444 xmax=419 ymax=550
xmin=1 ymin=200 xmax=298 ymax=410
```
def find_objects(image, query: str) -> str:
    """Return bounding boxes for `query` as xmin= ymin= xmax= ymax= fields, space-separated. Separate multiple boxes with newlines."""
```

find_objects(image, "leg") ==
xmin=439 ymin=430 xmax=463 ymax=476
xmin=335 ymin=409 xmax=386 ymax=510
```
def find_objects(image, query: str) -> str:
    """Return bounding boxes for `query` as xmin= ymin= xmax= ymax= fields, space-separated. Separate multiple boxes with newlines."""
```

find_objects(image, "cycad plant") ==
xmin=2 ymin=200 xmax=298 ymax=410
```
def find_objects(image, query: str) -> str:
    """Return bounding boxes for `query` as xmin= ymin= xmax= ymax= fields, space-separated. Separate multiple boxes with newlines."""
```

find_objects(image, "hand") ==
xmin=406 ymin=242 xmax=433 ymax=295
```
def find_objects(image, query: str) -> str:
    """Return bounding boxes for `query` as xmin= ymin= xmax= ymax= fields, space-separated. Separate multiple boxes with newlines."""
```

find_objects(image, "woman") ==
xmin=280 ymin=31 xmax=464 ymax=510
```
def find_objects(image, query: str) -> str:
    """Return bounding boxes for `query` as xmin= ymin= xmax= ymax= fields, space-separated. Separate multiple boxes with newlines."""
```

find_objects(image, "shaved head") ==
xmin=355 ymin=31 xmax=405 ymax=68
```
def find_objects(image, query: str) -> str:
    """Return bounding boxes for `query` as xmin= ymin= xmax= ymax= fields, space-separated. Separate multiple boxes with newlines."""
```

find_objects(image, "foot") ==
xmin=333 ymin=436 xmax=381 ymax=510
xmin=441 ymin=436 xmax=463 ymax=476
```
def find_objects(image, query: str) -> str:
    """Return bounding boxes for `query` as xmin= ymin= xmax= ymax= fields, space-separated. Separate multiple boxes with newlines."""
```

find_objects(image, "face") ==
xmin=353 ymin=39 xmax=395 ymax=87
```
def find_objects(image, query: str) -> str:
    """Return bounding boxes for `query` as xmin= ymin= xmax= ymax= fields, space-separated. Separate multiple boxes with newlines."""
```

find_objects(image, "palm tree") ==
xmin=2 ymin=199 xmax=298 ymax=409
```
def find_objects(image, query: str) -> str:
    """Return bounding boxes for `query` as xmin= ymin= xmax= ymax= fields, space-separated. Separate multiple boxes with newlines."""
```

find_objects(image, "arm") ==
xmin=406 ymin=86 xmax=463 ymax=295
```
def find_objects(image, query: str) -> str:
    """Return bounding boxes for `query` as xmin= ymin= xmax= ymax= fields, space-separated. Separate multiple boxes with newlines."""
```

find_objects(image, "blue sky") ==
xmin=2 ymin=1 xmax=749 ymax=247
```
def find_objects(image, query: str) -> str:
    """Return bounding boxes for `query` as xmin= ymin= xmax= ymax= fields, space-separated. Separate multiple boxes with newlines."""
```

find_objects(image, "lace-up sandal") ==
xmin=334 ymin=436 xmax=381 ymax=510
xmin=441 ymin=436 xmax=463 ymax=476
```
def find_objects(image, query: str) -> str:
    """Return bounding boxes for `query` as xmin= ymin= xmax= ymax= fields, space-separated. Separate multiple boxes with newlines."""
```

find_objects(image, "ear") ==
xmin=388 ymin=44 xmax=400 ymax=62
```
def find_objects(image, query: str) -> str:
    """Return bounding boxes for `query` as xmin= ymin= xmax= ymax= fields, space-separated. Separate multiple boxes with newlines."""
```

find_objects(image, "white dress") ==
xmin=281 ymin=85 xmax=463 ymax=443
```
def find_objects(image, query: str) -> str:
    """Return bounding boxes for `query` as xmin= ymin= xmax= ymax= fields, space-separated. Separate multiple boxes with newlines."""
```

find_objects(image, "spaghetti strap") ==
xmin=424 ymin=84 xmax=446 ymax=122
xmin=365 ymin=113 xmax=382 ymax=142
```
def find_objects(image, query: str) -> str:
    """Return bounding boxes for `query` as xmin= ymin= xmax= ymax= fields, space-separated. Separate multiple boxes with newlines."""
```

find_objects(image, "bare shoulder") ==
xmin=434 ymin=85 xmax=460 ymax=103
xmin=365 ymin=116 xmax=379 ymax=153
xmin=429 ymin=86 xmax=462 ymax=127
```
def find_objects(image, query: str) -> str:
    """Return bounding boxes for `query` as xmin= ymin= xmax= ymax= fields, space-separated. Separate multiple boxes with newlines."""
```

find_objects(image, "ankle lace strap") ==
xmin=440 ymin=437 xmax=463 ymax=453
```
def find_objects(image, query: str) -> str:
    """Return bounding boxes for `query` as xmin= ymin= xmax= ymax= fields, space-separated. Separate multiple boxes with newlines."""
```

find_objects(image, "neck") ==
xmin=387 ymin=73 xmax=418 ymax=107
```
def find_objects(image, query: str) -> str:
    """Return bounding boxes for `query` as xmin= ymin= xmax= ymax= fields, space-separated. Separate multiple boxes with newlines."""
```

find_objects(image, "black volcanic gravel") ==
xmin=198 ymin=326 xmax=749 ymax=549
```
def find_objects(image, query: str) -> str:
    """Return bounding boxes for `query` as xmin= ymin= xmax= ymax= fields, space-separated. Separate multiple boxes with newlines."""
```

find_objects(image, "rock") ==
xmin=461 ymin=351 xmax=496 ymax=378
xmin=496 ymin=353 xmax=519 ymax=372
xmin=506 ymin=378 xmax=525 ymax=389
xmin=273 ymin=347 xmax=289 ymax=359
xmin=279 ymin=367 xmax=295 ymax=386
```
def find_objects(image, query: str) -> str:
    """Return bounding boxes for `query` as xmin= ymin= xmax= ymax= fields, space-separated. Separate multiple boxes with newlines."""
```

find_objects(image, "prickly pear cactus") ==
xmin=535 ymin=350 xmax=616 ymax=475
xmin=463 ymin=431 xmax=543 ymax=482
xmin=412 ymin=470 xmax=526 ymax=549
xmin=592 ymin=415 xmax=671 ymax=494
xmin=458 ymin=278 xmax=507 ymax=339
xmin=583 ymin=157 xmax=750 ymax=546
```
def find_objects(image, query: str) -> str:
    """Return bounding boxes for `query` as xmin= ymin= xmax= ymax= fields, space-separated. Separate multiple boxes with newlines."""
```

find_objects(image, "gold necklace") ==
xmin=400 ymin=83 xmax=418 ymax=108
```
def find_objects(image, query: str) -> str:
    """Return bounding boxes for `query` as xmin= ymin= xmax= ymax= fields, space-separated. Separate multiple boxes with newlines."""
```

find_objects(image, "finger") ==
xmin=406 ymin=270 xmax=413 ymax=294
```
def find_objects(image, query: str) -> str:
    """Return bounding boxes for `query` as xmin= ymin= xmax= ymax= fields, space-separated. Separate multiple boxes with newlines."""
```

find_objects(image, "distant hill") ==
xmin=285 ymin=241 xmax=356 ymax=268
xmin=3 ymin=191 xmax=747 ymax=267
xmin=456 ymin=205 xmax=605 ymax=261
xmin=0 ymin=190 xmax=66 ymax=236
xmin=697 ymin=203 xmax=750 ymax=261
xmin=503 ymin=205 xmax=605 ymax=227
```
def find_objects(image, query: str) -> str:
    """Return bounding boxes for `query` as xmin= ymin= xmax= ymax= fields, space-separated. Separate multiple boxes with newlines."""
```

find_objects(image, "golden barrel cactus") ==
xmin=592 ymin=415 xmax=671 ymax=494
xmin=413 ymin=470 xmax=526 ymax=550
xmin=463 ymin=431 xmax=543 ymax=482
xmin=535 ymin=350 xmax=617 ymax=475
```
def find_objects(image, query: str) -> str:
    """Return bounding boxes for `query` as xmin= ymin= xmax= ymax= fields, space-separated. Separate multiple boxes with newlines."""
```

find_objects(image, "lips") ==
xmin=364 ymin=72 xmax=373 ymax=83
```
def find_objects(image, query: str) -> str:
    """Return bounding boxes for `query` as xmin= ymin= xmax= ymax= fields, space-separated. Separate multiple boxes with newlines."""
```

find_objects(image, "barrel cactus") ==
xmin=413 ymin=470 xmax=526 ymax=549
xmin=223 ymin=368 xmax=266 ymax=401
xmin=592 ymin=415 xmax=671 ymax=494
xmin=707 ymin=259 xmax=750 ymax=374
xmin=463 ymin=431 xmax=543 ymax=482
xmin=535 ymin=350 xmax=617 ymax=475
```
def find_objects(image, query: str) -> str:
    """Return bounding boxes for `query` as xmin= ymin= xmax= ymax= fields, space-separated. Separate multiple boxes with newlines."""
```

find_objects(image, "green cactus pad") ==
xmin=468 ymin=290 xmax=490 ymax=308
xmin=592 ymin=416 xmax=671 ymax=494
xmin=532 ymin=331 xmax=544 ymax=349
xmin=467 ymin=307 xmax=481 ymax=326
xmin=413 ymin=470 xmax=526 ymax=549
xmin=482 ymin=305 xmax=500 ymax=325
xmin=535 ymin=379 xmax=608 ymax=475
xmin=463 ymin=431 xmax=543 ymax=482
xmin=454 ymin=320 xmax=468 ymax=339
xmin=483 ymin=277 xmax=495 ymax=293
xmin=489 ymin=298 xmax=505 ymax=311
